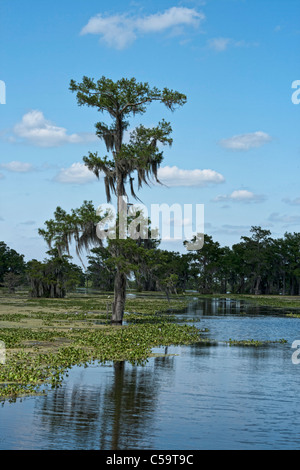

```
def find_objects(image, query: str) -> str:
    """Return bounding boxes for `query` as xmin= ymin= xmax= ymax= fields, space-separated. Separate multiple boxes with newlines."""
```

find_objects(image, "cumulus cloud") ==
xmin=80 ymin=7 xmax=205 ymax=49
xmin=13 ymin=110 xmax=97 ymax=148
xmin=54 ymin=163 xmax=224 ymax=188
xmin=54 ymin=163 xmax=99 ymax=184
xmin=157 ymin=165 xmax=225 ymax=187
xmin=213 ymin=189 xmax=266 ymax=203
xmin=0 ymin=161 xmax=34 ymax=172
xmin=219 ymin=131 xmax=272 ymax=151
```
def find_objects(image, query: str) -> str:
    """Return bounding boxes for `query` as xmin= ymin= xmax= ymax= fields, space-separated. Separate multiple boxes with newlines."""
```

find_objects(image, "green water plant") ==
xmin=0 ymin=318 xmax=202 ymax=401
xmin=227 ymin=338 xmax=287 ymax=347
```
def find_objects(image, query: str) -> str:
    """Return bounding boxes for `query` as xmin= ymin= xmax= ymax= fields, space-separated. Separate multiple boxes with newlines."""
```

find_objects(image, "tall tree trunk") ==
xmin=254 ymin=275 xmax=261 ymax=295
xmin=112 ymin=268 xmax=127 ymax=324
xmin=282 ymin=272 xmax=286 ymax=295
xmin=236 ymin=276 xmax=245 ymax=294
xmin=111 ymin=115 xmax=128 ymax=325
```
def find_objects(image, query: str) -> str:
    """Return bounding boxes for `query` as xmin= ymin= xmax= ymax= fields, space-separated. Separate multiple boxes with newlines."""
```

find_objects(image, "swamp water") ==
xmin=1 ymin=297 xmax=300 ymax=450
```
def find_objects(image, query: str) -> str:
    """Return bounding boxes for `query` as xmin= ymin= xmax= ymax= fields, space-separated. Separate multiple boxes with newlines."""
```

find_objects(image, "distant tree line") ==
xmin=0 ymin=242 xmax=85 ymax=296
xmin=85 ymin=225 xmax=300 ymax=296
xmin=184 ymin=227 xmax=300 ymax=296
xmin=0 ymin=241 xmax=27 ymax=293
xmin=1 ymin=225 xmax=300 ymax=297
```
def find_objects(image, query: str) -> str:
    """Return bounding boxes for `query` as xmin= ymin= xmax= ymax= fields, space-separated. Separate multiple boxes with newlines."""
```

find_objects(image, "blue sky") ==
xmin=0 ymin=0 xmax=299 ymax=262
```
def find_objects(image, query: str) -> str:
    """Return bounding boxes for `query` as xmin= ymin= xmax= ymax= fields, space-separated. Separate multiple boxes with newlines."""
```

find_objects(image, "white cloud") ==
xmin=211 ymin=224 xmax=251 ymax=236
xmin=81 ymin=7 xmax=205 ymax=49
xmin=222 ymin=224 xmax=251 ymax=231
xmin=208 ymin=37 xmax=232 ymax=52
xmin=13 ymin=110 xmax=97 ymax=148
xmin=219 ymin=131 xmax=272 ymax=151
xmin=282 ymin=197 xmax=300 ymax=206
xmin=55 ymin=163 xmax=224 ymax=188
xmin=0 ymin=173 xmax=4 ymax=180
xmin=269 ymin=212 xmax=300 ymax=226
xmin=19 ymin=220 xmax=36 ymax=226
xmin=81 ymin=14 xmax=137 ymax=49
xmin=54 ymin=163 xmax=99 ymax=184
xmin=157 ymin=165 xmax=225 ymax=187
xmin=208 ymin=37 xmax=259 ymax=52
xmin=54 ymin=163 xmax=224 ymax=187
xmin=0 ymin=161 xmax=34 ymax=173
xmin=213 ymin=189 xmax=266 ymax=203
xmin=136 ymin=7 xmax=203 ymax=32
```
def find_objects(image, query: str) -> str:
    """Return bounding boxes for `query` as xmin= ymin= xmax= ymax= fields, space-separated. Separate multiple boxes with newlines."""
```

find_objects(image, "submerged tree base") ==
xmin=0 ymin=291 xmax=202 ymax=401
xmin=0 ymin=291 xmax=291 ymax=402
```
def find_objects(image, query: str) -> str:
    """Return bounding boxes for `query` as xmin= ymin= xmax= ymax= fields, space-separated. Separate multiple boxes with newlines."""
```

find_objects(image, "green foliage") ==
xmin=0 ymin=242 xmax=26 ymax=284
xmin=227 ymin=338 xmax=287 ymax=347
xmin=39 ymin=75 xmax=187 ymax=323
xmin=69 ymin=76 xmax=187 ymax=117
xmin=3 ymin=272 xmax=23 ymax=293
xmin=86 ymin=246 xmax=115 ymax=291
xmin=184 ymin=235 xmax=222 ymax=294
xmin=27 ymin=250 xmax=84 ymax=298
xmin=184 ymin=227 xmax=300 ymax=296
xmin=38 ymin=201 xmax=101 ymax=263
xmin=70 ymin=76 xmax=186 ymax=203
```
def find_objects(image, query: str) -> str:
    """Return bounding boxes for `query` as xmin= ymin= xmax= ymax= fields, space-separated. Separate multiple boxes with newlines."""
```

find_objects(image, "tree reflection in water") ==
xmin=33 ymin=351 xmax=176 ymax=450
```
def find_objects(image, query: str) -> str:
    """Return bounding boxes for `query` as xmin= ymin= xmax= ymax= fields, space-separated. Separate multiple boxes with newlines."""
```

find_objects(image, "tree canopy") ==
xmin=38 ymin=76 xmax=187 ymax=323
xmin=0 ymin=242 xmax=26 ymax=284
xmin=69 ymin=76 xmax=187 ymax=204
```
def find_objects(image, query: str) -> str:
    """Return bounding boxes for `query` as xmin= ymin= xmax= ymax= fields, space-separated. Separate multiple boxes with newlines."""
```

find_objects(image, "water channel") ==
xmin=1 ymin=297 xmax=300 ymax=450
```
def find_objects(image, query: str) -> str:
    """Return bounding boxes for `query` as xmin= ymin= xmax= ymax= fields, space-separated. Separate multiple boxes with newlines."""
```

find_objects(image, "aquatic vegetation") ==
xmin=0 ymin=328 xmax=67 ymax=348
xmin=0 ymin=293 xmax=202 ymax=401
xmin=0 ymin=291 xmax=290 ymax=402
xmin=227 ymin=338 xmax=287 ymax=347
xmin=228 ymin=338 xmax=264 ymax=347
xmin=286 ymin=313 xmax=300 ymax=318
xmin=0 ymin=322 xmax=201 ymax=401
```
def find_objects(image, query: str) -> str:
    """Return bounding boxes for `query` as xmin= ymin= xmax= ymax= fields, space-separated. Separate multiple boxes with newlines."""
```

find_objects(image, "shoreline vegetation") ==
xmin=0 ymin=289 xmax=296 ymax=402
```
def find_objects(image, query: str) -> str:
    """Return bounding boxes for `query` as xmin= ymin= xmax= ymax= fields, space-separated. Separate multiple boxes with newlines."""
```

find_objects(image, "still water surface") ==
xmin=1 ymin=297 xmax=300 ymax=450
